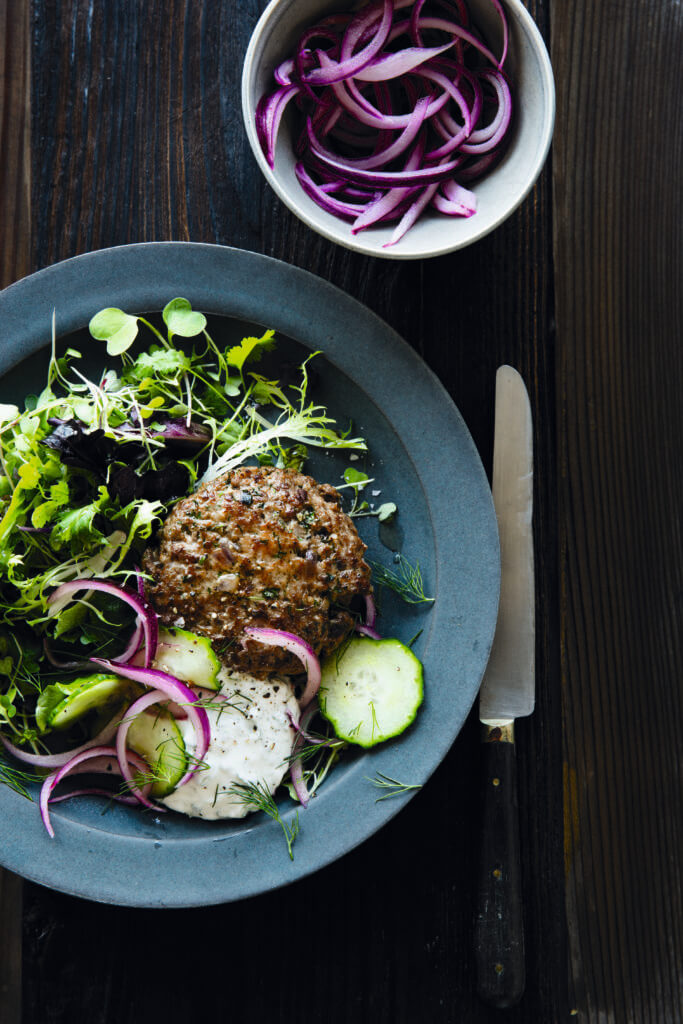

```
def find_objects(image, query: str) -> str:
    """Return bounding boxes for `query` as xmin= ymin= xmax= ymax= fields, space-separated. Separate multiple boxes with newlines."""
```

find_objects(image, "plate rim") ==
xmin=0 ymin=242 xmax=499 ymax=906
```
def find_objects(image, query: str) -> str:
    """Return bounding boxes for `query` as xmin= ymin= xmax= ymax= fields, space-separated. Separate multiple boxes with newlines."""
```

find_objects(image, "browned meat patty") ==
xmin=142 ymin=465 xmax=372 ymax=676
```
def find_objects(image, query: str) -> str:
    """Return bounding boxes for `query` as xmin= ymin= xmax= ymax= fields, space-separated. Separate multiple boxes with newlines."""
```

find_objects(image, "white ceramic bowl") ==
xmin=242 ymin=0 xmax=555 ymax=260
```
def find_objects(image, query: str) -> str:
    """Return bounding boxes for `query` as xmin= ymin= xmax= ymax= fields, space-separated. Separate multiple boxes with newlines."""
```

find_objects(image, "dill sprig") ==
xmin=228 ymin=780 xmax=300 ymax=860
xmin=0 ymin=749 xmax=38 ymax=800
xmin=366 ymin=772 xmax=422 ymax=802
xmin=370 ymin=554 xmax=435 ymax=605
xmin=284 ymin=736 xmax=345 ymax=766
xmin=184 ymin=690 xmax=252 ymax=721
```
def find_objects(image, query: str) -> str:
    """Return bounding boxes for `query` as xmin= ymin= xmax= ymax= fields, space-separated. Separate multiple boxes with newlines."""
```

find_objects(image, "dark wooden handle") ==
xmin=474 ymin=732 xmax=525 ymax=1008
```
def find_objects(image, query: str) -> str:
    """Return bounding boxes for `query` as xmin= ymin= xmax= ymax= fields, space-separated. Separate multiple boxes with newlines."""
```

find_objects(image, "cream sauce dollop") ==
xmin=161 ymin=669 xmax=300 ymax=820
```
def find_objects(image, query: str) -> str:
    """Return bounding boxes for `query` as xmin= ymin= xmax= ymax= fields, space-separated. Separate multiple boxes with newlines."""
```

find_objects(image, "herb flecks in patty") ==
xmin=142 ymin=466 xmax=373 ymax=676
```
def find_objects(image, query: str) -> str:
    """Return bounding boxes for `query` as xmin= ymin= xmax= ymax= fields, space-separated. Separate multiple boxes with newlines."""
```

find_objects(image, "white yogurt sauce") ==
xmin=161 ymin=669 xmax=300 ymax=820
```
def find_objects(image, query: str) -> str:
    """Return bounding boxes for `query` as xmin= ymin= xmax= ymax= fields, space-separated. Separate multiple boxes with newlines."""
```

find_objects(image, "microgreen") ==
xmin=89 ymin=308 xmax=140 ymax=356
xmin=162 ymin=297 xmax=207 ymax=338
xmin=342 ymin=466 xmax=371 ymax=489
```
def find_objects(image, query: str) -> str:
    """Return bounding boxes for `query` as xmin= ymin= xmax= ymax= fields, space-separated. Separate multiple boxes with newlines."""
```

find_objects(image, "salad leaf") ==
xmin=343 ymin=467 xmax=370 ymax=489
xmin=89 ymin=308 xmax=139 ymax=356
xmin=31 ymin=480 xmax=70 ymax=528
xmin=41 ymin=419 xmax=118 ymax=472
xmin=162 ymin=298 xmax=207 ymax=338
xmin=128 ymin=347 xmax=193 ymax=378
xmin=0 ymin=404 xmax=19 ymax=424
xmin=109 ymin=461 xmax=190 ymax=504
xmin=226 ymin=330 xmax=276 ymax=377
xmin=51 ymin=489 xmax=108 ymax=547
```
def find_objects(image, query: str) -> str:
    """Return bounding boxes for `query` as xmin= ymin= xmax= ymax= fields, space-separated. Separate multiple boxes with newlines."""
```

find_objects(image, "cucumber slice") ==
xmin=319 ymin=637 xmax=424 ymax=748
xmin=36 ymin=674 xmax=128 ymax=733
xmin=153 ymin=628 xmax=220 ymax=690
xmin=127 ymin=709 xmax=188 ymax=797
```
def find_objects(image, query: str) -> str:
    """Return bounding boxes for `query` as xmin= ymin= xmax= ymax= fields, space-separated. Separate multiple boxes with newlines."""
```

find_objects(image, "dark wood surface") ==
xmin=0 ymin=0 xmax=680 ymax=1020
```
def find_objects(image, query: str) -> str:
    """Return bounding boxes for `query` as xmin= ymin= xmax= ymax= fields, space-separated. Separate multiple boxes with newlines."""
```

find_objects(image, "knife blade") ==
xmin=474 ymin=365 xmax=534 ymax=1009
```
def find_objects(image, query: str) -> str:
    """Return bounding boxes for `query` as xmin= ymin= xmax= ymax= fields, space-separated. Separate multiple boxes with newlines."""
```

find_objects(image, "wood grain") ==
xmin=1 ymin=0 xmax=31 ymax=286
xmin=0 ymin=3 xmax=29 ymax=1023
xmin=551 ymin=0 xmax=683 ymax=1019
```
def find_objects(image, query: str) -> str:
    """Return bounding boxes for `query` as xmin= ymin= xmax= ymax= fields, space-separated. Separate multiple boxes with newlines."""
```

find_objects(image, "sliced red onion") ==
xmin=90 ymin=659 xmax=211 ymax=790
xmin=48 ymin=578 xmax=158 ymax=668
xmin=458 ymin=71 xmax=512 ymax=153
xmin=296 ymin=163 xmax=369 ymax=219
xmin=326 ymin=60 xmax=450 ymax=130
xmin=39 ymin=744 xmax=150 ymax=838
xmin=114 ymin=689 xmax=176 ymax=809
xmin=411 ymin=15 xmax=500 ymax=68
xmin=457 ymin=150 xmax=500 ymax=181
xmin=48 ymin=787 xmax=143 ymax=807
xmin=364 ymin=593 xmax=377 ymax=628
xmin=289 ymin=750 xmax=309 ymax=808
xmin=115 ymin=619 xmax=145 ymax=665
xmin=274 ymin=58 xmax=295 ymax=86
xmin=351 ymin=133 xmax=426 ymax=232
xmin=256 ymin=83 xmax=301 ymax=168
xmin=353 ymin=41 xmax=454 ymax=81
xmin=287 ymin=700 xmax=321 ymax=808
xmin=134 ymin=566 xmax=147 ymax=600
xmin=256 ymin=0 xmax=512 ymax=242
xmin=306 ymin=93 xmax=429 ymax=171
xmin=356 ymin=623 xmax=383 ymax=640
xmin=388 ymin=181 xmax=439 ymax=245
xmin=243 ymin=627 xmax=321 ymax=707
xmin=1 ymin=713 xmax=121 ymax=769
xmin=287 ymin=701 xmax=323 ymax=746
xmin=302 ymin=0 xmax=394 ymax=85
xmin=434 ymin=178 xmax=477 ymax=214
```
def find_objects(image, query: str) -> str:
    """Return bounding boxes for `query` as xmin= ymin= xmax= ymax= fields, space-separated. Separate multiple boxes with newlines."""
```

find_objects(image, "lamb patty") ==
xmin=142 ymin=465 xmax=372 ymax=676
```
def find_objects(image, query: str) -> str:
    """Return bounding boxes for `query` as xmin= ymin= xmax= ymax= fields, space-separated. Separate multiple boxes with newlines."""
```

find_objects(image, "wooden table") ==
xmin=1 ymin=1 xmax=681 ymax=1021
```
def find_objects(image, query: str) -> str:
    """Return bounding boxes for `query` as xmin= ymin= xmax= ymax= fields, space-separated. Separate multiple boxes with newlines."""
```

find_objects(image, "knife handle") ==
xmin=474 ymin=723 xmax=525 ymax=1008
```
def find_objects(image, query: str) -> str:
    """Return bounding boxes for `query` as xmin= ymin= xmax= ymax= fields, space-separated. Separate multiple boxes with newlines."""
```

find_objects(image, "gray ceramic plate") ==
xmin=0 ymin=243 xmax=498 ymax=907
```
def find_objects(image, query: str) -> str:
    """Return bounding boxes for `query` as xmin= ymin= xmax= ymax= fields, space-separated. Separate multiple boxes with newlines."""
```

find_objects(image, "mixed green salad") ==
xmin=0 ymin=299 xmax=430 ymax=852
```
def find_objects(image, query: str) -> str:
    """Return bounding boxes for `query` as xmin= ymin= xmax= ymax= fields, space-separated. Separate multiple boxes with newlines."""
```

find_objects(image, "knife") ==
xmin=474 ymin=365 xmax=534 ymax=1009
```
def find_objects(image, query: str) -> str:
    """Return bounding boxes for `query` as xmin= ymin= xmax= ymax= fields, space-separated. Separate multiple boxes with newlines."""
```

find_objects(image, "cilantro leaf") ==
xmin=226 ymin=331 xmax=276 ymax=376
xmin=128 ymin=347 xmax=192 ymax=379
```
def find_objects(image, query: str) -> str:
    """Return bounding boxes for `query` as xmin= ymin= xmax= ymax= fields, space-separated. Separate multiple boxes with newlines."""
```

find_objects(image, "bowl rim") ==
xmin=241 ymin=0 xmax=556 ymax=260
